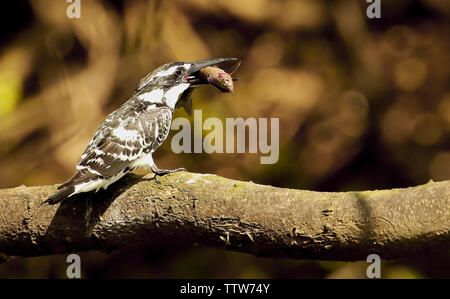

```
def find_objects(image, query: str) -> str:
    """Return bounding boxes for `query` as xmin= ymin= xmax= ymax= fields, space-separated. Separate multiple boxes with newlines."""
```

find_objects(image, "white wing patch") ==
xmin=110 ymin=150 xmax=142 ymax=161
xmin=112 ymin=126 xmax=140 ymax=140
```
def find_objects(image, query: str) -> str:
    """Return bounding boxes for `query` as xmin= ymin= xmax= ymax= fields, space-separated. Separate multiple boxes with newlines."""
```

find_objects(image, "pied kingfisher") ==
xmin=44 ymin=58 xmax=238 ymax=205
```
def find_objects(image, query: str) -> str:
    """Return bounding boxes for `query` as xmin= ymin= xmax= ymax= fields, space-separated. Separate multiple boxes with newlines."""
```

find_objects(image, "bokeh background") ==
xmin=0 ymin=0 xmax=449 ymax=278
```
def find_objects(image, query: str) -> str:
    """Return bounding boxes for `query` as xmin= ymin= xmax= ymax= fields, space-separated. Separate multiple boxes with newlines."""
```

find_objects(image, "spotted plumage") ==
xmin=44 ymin=58 xmax=239 ymax=205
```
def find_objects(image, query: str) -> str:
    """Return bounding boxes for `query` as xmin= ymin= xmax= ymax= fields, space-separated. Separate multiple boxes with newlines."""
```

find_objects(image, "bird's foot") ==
xmin=151 ymin=167 xmax=186 ymax=177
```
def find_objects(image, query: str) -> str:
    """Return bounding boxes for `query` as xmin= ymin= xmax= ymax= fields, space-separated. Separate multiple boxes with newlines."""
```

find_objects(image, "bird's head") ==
xmin=135 ymin=58 xmax=239 ymax=111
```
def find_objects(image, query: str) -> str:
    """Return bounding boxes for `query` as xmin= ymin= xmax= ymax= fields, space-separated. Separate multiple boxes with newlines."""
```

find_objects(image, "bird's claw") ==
xmin=152 ymin=167 xmax=186 ymax=177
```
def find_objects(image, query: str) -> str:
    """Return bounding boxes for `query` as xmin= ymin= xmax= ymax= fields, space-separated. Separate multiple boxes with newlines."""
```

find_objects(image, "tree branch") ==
xmin=0 ymin=172 xmax=448 ymax=261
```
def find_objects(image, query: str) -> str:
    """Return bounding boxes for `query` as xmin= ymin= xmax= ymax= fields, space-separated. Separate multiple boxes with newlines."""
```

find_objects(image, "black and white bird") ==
xmin=44 ymin=58 xmax=238 ymax=205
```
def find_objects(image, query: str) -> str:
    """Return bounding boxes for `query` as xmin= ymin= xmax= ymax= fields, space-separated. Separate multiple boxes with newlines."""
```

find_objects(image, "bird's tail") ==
xmin=42 ymin=186 xmax=75 ymax=205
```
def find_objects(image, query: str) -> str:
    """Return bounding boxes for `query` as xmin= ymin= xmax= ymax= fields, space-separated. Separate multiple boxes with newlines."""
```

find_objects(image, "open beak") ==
xmin=184 ymin=57 xmax=240 ymax=85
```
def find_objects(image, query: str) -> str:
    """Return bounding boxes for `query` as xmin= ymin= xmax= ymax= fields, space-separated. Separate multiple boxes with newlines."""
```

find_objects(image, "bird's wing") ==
xmin=58 ymin=104 xmax=173 ymax=190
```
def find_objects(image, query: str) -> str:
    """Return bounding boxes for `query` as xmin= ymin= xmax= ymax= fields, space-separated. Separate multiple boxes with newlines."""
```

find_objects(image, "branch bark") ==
xmin=0 ymin=172 xmax=449 ymax=261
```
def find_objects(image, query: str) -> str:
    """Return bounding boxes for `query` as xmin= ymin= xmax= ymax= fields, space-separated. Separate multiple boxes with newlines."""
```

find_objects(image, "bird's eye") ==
xmin=175 ymin=67 xmax=184 ymax=76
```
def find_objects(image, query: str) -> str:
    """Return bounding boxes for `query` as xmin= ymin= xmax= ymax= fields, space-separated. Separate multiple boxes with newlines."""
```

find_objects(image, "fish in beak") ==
xmin=178 ymin=58 xmax=241 ymax=115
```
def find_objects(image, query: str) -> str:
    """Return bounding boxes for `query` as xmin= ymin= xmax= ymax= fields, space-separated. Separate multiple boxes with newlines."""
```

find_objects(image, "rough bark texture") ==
xmin=0 ymin=172 xmax=448 ymax=261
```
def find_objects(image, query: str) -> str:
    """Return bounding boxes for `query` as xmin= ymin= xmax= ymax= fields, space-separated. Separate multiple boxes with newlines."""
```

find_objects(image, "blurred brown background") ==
xmin=0 ymin=0 xmax=449 ymax=278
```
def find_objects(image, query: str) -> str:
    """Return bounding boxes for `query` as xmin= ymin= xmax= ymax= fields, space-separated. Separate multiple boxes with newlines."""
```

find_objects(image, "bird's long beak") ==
xmin=185 ymin=57 xmax=240 ymax=84
xmin=188 ymin=58 xmax=238 ymax=74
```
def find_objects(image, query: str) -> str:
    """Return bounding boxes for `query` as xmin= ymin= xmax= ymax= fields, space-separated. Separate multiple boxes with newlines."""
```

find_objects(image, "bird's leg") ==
xmin=146 ymin=155 xmax=185 ymax=176
xmin=150 ymin=165 xmax=186 ymax=176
